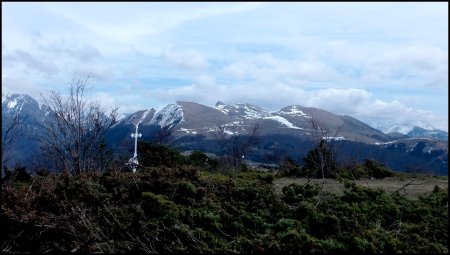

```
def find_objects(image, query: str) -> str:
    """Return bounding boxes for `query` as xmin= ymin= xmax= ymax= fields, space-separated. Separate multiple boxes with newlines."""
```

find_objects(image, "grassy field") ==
xmin=273 ymin=175 xmax=448 ymax=199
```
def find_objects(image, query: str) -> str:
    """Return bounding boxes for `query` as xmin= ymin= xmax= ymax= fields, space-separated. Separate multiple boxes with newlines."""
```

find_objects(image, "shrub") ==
xmin=188 ymin=151 xmax=219 ymax=172
xmin=282 ymin=183 xmax=321 ymax=205
xmin=279 ymin=157 xmax=303 ymax=176
xmin=303 ymin=140 xmax=337 ymax=178
xmin=364 ymin=159 xmax=395 ymax=178
xmin=138 ymin=142 xmax=188 ymax=167
xmin=2 ymin=166 xmax=31 ymax=183
xmin=337 ymin=159 xmax=395 ymax=180
xmin=1 ymin=154 xmax=447 ymax=254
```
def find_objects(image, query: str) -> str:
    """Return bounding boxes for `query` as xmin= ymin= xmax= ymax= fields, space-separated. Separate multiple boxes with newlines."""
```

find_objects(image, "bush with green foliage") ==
xmin=187 ymin=151 xmax=220 ymax=172
xmin=303 ymin=140 xmax=337 ymax=178
xmin=1 ymin=145 xmax=447 ymax=253
xmin=279 ymin=157 xmax=305 ymax=177
xmin=138 ymin=142 xmax=189 ymax=168
xmin=337 ymin=159 xmax=396 ymax=179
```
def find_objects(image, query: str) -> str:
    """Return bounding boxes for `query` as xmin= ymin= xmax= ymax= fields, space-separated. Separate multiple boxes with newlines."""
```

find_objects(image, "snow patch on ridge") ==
xmin=148 ymin=103 xmax=184 ymax=128
xmin=322 ymin=136 xmax=345 ymax=141
xmin=278 ymin=105 xmax=311 ymax=118
xmin=214 ymin=102 xmax=270 ymax=119
xmin=138 ymin=109 xmax=151 ymax=124
xmin=3 ymin=94 xmax=31 ymax=113
xmin=263 ymin=116 xmax=303 ymax=129
xmin=373 ymin=137 xmax=433 ymax=146
xmin=179 ymin=128 xmax=197 ymax=134
xmin=240 ymin=104 xmax=269 ymax=119
xmin=215 ymin=104 xmax=229 ymax=114
xmin=121 ymin=103 xmax=184 ymax=129
xmin=384 ymin=120 xmax=436 ymax=134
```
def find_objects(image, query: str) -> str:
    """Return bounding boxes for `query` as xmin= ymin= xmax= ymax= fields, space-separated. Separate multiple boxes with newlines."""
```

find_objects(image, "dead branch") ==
xmin=390 ymin=180 xmax=432 ymax=195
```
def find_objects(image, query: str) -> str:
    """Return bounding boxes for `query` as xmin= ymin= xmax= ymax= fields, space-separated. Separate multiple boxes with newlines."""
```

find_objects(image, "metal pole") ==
xmin=134 ymin=124 xmax=138 ymax=157
xmin=128 ymin=123 xmax=142 ymax=173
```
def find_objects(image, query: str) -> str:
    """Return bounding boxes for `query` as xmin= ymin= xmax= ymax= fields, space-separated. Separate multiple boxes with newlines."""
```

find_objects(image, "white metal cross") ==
xmin=128 ymin=123 xmax=142 ymax=173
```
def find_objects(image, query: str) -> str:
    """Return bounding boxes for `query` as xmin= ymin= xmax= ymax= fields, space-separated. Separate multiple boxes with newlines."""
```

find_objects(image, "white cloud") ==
xmin=320 ymin=41 xmax=448 ymax=88
xmin=144 ymin=76 xmax=448 ymax=131
xmin=2 ymin=77 xmax=44 ymax=102
xmin=365 ymin=45 xmax=448 ymax=86
xmin=39 ymin=39 xmax=101 ymax=62
xmin=40 ymin=2 xmax=264 ymax=45
xmin=358 ymin=100 xmax=448 ymax=131
xmin=147 ymin=75 xmax=226 ymax=105
xmin=162 ymin=46 xmax=208 ymax=72
xmin=306 ymin=88 xmax=372 ymax=114
xmin=2 ymin=2 xmax=447 ymax=131
xmin=4 ymin=50 xmax=60 ymax=76
xmin=73 ymin=64 xmax=115 ymax=82
xmin=222 ymin=52 xmax=340 ymax=84
xmin=91 ymin=92 xmax=118 ymax=109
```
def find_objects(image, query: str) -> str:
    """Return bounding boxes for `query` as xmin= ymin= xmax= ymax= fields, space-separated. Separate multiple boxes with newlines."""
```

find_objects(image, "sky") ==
xmin=2 ymin=2 xmax=448 ymax=131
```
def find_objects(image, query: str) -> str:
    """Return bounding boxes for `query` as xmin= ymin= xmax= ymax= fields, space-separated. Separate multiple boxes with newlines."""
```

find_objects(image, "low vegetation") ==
xmin=1 ymin=145 xmax=448 ymax=253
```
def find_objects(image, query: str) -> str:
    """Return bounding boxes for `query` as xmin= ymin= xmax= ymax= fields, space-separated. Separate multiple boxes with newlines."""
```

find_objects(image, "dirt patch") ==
xmin=273 ymin=176 xmax=448 ymax=199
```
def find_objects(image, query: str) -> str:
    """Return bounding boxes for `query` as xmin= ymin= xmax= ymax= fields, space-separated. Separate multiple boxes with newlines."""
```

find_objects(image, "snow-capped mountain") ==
xmin=384 ymin=120 xmax=435 ymax=134
xmin=2 ymin=94 xmax=447 ymax=175
xmin=116 ymin=103 xmax=184 ymax=129
xmin=383 ymin=120 xmax=447 ymax=140
xmin=2 ymin=93 xmax=52 ymax=167
xmin=111 ymin=100 xmax=392 ymax=144
xmin=2 ymin=94 xmax=41 ymax=117
xmin=107 ymin=100 xmax=446 ymax=175
xmin=215 ymin=102 xmax=271 ymax=119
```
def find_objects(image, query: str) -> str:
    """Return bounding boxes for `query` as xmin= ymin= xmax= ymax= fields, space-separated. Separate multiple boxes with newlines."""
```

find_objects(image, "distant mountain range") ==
xmin=113 ymin=100 xmax=393 ymax=143
xmin=381 ymin=120 xmax=448 ymax=141
xmin=2 ymin=93 xmax=448 ymax=175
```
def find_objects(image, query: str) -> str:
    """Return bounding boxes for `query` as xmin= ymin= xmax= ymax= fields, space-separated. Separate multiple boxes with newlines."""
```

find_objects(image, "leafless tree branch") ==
xmin=39 ymin=74 xmax=118 ymax=175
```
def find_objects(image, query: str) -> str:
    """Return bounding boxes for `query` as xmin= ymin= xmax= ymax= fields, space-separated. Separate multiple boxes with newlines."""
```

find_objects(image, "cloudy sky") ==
xmin=2 ymin=2 xmax=448 ymax=131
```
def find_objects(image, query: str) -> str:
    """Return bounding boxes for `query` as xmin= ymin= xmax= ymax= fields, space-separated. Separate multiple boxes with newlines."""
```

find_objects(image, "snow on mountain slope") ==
xmin=118 ymin=103 xmax=184 ymax=129
xmin=139 ymin=109 xmax=152 ymax=124
xmin=384 ymin=120 xmax=436 ymax=134
xmin=240 ymin=104 xmax=270 ymax=119
xmin=276 ymin=105 xmax=312 ymax=118
xmin=385 ymin=125 xmax=414 ymax=135
xmin=214 ymin=101 xmax=229 ymax=114
xmin=214 ymin=102 xmax=270 ymax=119
xmin=2 ymin=94 xmax=37 ymax=114
xmin=263 ymin=116 xmax=303 ymax=129
xmin=2 ymin=94 xmax=54 ymax=124
xmin=148 ymin=104 xmax=184 ymax=128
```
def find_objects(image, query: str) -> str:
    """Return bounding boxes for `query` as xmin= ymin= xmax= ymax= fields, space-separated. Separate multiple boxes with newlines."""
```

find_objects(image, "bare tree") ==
xmin=40 ymin=74 xmax=118 ymax=175
xmin=303 ymin=119 xmax=342 ymax=179
xmin=213 ymin=122 xmax=260 ymax=173
xmin=1 ymin=110 xmax=24 ymax=167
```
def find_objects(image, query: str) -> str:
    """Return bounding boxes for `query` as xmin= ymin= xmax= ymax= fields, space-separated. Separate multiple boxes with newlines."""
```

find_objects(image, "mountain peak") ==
xmin=2 ymin=93 xmax=40 ymax=115
xmin=384 ymin=120 xmax=436 ymax=134
xmin=215 ymin=101 xmax=226 ymax=107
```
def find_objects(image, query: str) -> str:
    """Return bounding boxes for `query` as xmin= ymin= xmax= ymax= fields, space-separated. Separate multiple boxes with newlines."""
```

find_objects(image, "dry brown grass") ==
xmin=273 ymin=176 xmax=448 ymax=199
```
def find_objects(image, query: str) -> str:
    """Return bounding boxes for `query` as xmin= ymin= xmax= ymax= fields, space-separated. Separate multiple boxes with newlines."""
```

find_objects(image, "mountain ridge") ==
xmin=2 ymin=94 xmax=448 ymax=175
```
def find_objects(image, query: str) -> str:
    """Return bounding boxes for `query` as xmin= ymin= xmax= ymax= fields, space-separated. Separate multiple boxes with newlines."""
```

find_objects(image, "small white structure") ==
xmin=127 ymin=123 xmax=142 ymax=173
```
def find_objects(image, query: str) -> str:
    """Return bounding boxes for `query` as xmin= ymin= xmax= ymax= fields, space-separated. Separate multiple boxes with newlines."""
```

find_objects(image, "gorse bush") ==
xmin=1 ymin=146 xmax=447 ymax=253
xmin=337 ymin=159 xmax=396 ymax=179
xmin=188 ymin=150 xmax=219 ymax=172
xmin=138 ymin=142 xmax=189 ymax=168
